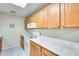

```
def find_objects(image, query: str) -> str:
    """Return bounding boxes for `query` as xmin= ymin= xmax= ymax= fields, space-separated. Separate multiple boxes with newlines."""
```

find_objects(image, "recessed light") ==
xmin=11 ymin=3 xmax=28 ymax=8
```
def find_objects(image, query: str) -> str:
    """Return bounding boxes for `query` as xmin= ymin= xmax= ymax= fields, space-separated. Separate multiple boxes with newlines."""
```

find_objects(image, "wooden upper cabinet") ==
xmin=24 ymin=17 xmax=32 ymax=28
xmin=36 ymin=12 xmax=43 ymax=28
xmin=32 ymin=7 xmax=48 ymax=29
xmin=24 ymin=18 xmax=28 ymax=26
xmin=24 ymin=4 xmax=60 ymax=29
xmin=40 ymin=7 xmax=49 ymax=28
xmin=25 ymin=17 xmax=31 ymax=25
xmin=25 ymin=3 xmax=79 ymax=29
xmin=48 ymin=4 xmax=60 ymax=28
xmin=63 ymin=3 xmax=79 ymax=27
xmin=32 ymin=13 xmax=42 ymax=28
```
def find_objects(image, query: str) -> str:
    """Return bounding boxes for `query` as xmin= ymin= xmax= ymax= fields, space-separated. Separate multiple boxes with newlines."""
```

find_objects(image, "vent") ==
xmin=10 ymin=10 xmax=16 ymax=14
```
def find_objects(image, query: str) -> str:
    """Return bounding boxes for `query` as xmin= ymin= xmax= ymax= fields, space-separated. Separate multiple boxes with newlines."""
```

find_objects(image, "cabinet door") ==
xmin=30 ymin=41 xmax=57 ymax=56
xmin=36 ymin=13 xmax=43 ymax=28
xmin=24 ymin=18 xmax=29 ymax=28
xmin=42 ymin=47 xmax=57 ymax=56
xmin=49 ymin=4 xmax=60 ymax=28
xmin=20 ymin=36 xmax=24 ymax=49
xmin=24 ymin=17 xmax=32 ymax=28
xmin=30 ymin=44 xmax=35 ymax=56
xmin=25 ymin=18 xmax=29 ymax=25
xmin=32 ymin=13 xmax=42 ymax=28
xmin=30 ymin=41 xmax=41 ymax=56
xmin=40 ymin=7 xmax=49 ymax=28
xmin=64 ymin=3 xmax=79 ymax=27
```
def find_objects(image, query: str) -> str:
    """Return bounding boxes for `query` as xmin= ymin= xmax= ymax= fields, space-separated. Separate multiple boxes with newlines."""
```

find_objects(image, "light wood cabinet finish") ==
xmin=30 ymin=44 xmax=35 ymax=56
xmin=35 ymin=48 xmax=41 ymax=56
xmin=25 ymin=3 xmax=79 ymax=28
xmin=61 ymin=3 xmax=64 ymax=28
xmin=30 ymin=41 xmax=41 ymax=56
xmin=63 ymin=3 xmax=79 ymax=27
xmin=40 ymin=7 xmax=49 ymax=28
xmin=48 ymin=4 xmax=60 ymax=28
xmin=32 ymin=13 xmax=42 ymax=28
xmin=30 ymin=40 xmax=41 ymax=50
xmin=30 ymin=40 xmax=57 ymax=56
xmin=20 ymin=35 xmax=24 ymax=49
xmin=24 ymin=17 xmax=32 ymax=28
xmin=24 ymin=3 xmax=60 ymax=29
xmin=42 ymin=47 xmax=57 ymax=56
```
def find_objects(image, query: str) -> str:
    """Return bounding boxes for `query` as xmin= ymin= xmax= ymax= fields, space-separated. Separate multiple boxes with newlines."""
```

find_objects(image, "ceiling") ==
xmin=0 ymin=3 xmax=50 ymax=17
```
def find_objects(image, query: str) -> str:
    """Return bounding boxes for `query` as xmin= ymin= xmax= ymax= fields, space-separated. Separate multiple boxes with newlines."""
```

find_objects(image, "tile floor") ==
xmin=0 ymin=47 xmax=27 ymax=56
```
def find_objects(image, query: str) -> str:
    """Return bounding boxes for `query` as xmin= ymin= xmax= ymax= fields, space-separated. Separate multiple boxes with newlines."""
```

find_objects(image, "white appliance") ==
xmin=27 ymin=23 xmax=37 ymax=28
xmin=23 ymin=35 xmax=30 ymax=56
xmin=23 ymin=32 xmax=40 ymax=56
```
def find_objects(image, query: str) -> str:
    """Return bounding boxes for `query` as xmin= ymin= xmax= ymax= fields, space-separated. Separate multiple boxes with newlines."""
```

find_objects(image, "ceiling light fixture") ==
xmin=11 ymin=3 xmax=27 ymax=8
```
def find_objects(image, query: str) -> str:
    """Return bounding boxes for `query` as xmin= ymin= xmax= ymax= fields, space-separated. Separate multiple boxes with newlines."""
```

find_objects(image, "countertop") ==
xmin=31 ymin=36 xmax=79 ymax=56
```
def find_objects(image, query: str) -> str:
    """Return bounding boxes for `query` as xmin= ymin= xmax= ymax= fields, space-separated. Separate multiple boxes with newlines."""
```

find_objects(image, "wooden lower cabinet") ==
xmin=30 ymin=41 xmax=41 ymax=56
xmin=30 ymin=41 xmax=57 ymax=56
xmin=20 ymin=35 xmax=24 ymax=49
xmin=30 ymin=45 xmax=35 ymax=56
xmin=42 ymin=47 xmax=57 ymax=56
xmin=35 ymin=48 xmax=41 ymax=56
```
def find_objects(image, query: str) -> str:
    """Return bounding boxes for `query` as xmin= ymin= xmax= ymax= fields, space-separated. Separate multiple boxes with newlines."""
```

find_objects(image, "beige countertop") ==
xmin=31 ymin=35 xmax=79 ymax=56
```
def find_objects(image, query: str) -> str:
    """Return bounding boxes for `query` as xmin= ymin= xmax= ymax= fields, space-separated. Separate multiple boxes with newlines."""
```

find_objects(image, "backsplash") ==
xmin=26 ymin=28 xmax=79 ymax=43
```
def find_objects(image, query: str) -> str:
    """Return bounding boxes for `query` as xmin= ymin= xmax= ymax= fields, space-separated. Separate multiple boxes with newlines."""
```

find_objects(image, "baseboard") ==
xmin=2 ymin=45 xmax=20 ymax=51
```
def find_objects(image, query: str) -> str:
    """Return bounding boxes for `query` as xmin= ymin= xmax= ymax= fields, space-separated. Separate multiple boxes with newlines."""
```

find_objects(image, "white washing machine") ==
xmin=23 ymin=36 xmax=30 ymax=56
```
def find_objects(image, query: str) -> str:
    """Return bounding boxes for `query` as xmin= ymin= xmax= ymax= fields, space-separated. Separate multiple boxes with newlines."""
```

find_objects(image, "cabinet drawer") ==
xmin=42 ymin=47 xmax=57 ymax=56
xmin=35 ymin=50 xmax=41 ymax=56
xmin=35 ymin=47 xmax=41 ymax=54
xmin=30 ymin=41 xmax=41 ymax=50
xmin=30 ymin=44 xmax=41 ymax=56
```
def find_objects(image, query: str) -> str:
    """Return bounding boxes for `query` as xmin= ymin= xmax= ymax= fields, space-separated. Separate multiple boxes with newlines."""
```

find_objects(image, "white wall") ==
xmin=28 ymin=29 xmax=79 ymax=43
xmin=0 ymin=13 xmax=27 ymax=50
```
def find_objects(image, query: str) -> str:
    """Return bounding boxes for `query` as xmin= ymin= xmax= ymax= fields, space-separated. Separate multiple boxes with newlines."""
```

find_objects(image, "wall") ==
xmin=0 ymin=13 xmax=27 ymax=50
xmin=27 ymin=28 xmax=79 ymax=43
